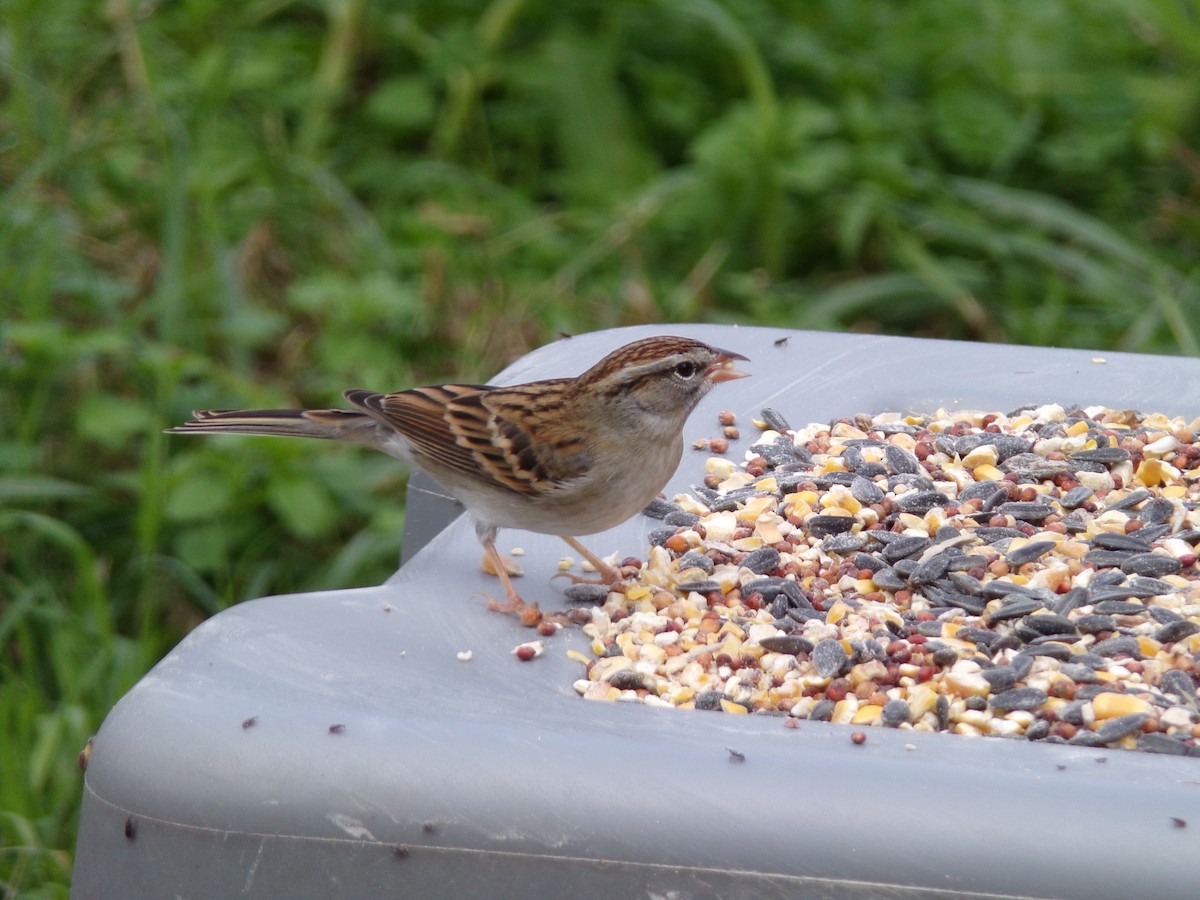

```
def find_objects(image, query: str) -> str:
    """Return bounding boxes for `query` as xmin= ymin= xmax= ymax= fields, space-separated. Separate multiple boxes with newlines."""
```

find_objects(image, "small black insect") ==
xmin=774 ymin=336 xmax=790 ymax=347
xmin=242 ymin=716 xmax=258 ymax=729
xmin=328 ymin=723 xmax=345 ymax=735
xmin=124 ymin=816 xmax=137 ymax=842
xmin=726 ymin=747 xmax=746 ymax=763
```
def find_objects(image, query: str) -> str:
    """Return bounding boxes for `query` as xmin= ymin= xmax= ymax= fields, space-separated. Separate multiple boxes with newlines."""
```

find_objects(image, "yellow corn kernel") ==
xmin=961 ymin=445 xmax=998 ymax=469
xmin=825 ymin=600 xmax=851 ymax=625
xmin=1091 ymin=692 xmax=1152 ymax=719
xmin=1137 ymin=636 xmax=1163 ymax=657
xmin=755 ymin=515 xmax=784 ymax=544
xmin=973 ymin=464 xmax=1004 ymax=482
xmin=582 ymin=682 xmax=620 ymax=702
xmin=1136 ymin=458 xmax=1166 ymax=487
xmin=832 ymin=697 xmax=858 ymax=724
xmin=718 ymin=621 xmax=746 ymax=639
xmin=907 ymin=684 xmax=939 ymax=718
xmin=736 ymin=494 xmax=776 ymax=522
xmin=852 ymin=705 xmax=883 ymax=725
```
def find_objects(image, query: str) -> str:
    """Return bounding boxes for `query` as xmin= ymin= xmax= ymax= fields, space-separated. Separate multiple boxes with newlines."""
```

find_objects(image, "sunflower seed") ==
xmin=759 ymin=635 xmax=815 ymax=655
xmin=990 ymin=687 xmax=1048 ymax=711
xmin=761 ymin=407 xmax=792 ymax=432
xmin=812 ymin=639 xmax=848 ymax=678
xmin=741 ymin=547 xmax=782 ymax=575
xmin=1120 ymin=553 xmax=1183 ymax=577
xmin=1006 ymin=540 xmax=1056 ymax=566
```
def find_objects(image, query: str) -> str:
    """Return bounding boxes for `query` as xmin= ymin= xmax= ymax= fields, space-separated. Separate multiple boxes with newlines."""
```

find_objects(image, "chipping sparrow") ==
xmin=167 ymin=336 xmax=749 ymax=617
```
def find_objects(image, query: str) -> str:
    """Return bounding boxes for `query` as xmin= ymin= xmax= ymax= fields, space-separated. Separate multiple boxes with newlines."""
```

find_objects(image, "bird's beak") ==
xmin=707 ymin=349 xmax=750 ymax=383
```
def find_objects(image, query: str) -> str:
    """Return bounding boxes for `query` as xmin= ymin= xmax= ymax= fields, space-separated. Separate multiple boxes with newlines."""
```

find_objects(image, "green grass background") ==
xmin=5 ymin=0 xmax=1200 ymax=893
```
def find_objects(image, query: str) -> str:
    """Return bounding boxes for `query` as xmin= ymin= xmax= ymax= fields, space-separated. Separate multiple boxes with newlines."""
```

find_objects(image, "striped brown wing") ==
xmin=346 ymin=382 xmax=591 ymax=496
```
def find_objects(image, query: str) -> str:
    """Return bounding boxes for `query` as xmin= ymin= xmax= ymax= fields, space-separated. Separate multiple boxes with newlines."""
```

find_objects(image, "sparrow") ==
xmin=167 ymin=335 xmax=749 ymax=618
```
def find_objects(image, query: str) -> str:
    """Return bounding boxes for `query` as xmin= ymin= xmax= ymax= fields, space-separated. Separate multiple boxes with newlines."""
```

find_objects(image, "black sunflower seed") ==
xmin=1090 ymin=532 xmax=1152 ymax=552
xmin=1095 ymin=714 xmax=1149 ymax=744
xmin=1137 ymin=497 xmax=1175 ymax=525
xmin=871 ymin=568 xmax=908 ymax=592
xmin=761 ymin=408 xmax=792 ymax=432
xmin=990 ymin=687 xmax=1048 ymax=712
xmin=1052 ymin=587 xmax=1090 ymax=615
xmin=1156 ymin=621 xmax=1200 ymax=644
xmin=896 ymin=490 xmax=947 ymax=515
xmin=677 ymin=551 xmax=715 ymax=573
xmin=807 ymin=515 xmax=856 ymax=537
xmin=812 ymin=639 xmax=848 ymax=678
xmin=1137 ymin=733 xmax=1190 ymax=756
xmin=1105 ymin=489 xmax=1151 ymax=511
xmin=1006 ymin=540 xmax=1056 ymax=566
xmin=741 ymin=547 xmax=782 ymax=575
xmin=996 ymin=502 xmax=1054 ymax=523
xmin=1083 ymin=550 xmax=1137 ymax=568
xmin=909 ymin=553 xmax=953 ymax=585
xmin=959 ymin=480 xmax=1002 ymax=502
xmin=885 ymin=445 xmax=922 ymax=475
xmin=1071 ymin=447 xmax=1131 ymax=465
xmin=987 ymin=597 xmax=1046 ymax=622
xmin=822 ymin=532 xmax=866 ymax=554
xmin=677 ymin=580 xmax=722 ymax=594
xmin=641 ymin=498 xmax=678 ymax=519
xmin=1060 ymin=485 xmax=1095 ymax=509
xmin=1022 ymin=614 xmax=1077 ymax=636
xmin=850 ymin=476 xmax=885 ymax=505
xmin=759 ymin=635 xmax=815 ymax=655
xmin=564 ymin=583 xmax=611 ymax=604
xmin=1120 ymin=553 xmax=1182 ymax=577
xmin=881 ymin=535 xmax=932 ymax=562
xmin=1090 ymin=636 xmax=1142 ymax=658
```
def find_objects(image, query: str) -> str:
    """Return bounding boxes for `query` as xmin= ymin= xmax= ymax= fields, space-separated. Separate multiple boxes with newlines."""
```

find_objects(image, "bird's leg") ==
xmin=476 ymin=523 xmax=541 ymax=625
xmin=558 ymin=535 xmax=622 ymax=586
xmin=482 ymin=541 xmax=529 ymax=610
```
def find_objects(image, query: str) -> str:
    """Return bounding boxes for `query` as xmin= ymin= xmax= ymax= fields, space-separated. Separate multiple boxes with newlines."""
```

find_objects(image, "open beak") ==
xmin=706 ymin=348 xmax=750 ymax=383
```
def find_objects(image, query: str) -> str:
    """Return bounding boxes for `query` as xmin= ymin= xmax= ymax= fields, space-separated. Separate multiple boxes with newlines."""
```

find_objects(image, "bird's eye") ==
xmin=673 ymin=361 xmax=698 ymax=379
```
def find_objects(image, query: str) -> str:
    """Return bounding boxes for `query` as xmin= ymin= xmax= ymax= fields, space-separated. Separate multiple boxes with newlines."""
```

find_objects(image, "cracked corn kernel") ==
xmin=852 ymin=705 xmax=883 ymax=725
xmin=1092 ymin=693 xmax=1153 ymax=719
xmin=972 ymin=463 xmax=1004 ymax=482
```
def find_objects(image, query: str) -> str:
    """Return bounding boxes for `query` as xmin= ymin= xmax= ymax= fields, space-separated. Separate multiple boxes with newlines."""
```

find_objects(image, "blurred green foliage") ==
xmin=4 ymin=0 xmax=1200 ymax=893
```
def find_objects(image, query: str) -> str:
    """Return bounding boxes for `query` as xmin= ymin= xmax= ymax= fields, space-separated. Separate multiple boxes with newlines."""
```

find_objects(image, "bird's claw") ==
xmin=484 ymin=594 xmax=544 ymax=627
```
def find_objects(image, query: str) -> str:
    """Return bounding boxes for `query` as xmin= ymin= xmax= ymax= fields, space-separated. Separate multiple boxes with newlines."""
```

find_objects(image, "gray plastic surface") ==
xmin=74 ymin=326 xmax=1200 ymax=899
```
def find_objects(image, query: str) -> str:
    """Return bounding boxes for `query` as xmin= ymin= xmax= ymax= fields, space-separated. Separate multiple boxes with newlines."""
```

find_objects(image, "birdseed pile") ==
xmin=569 ymin=404 xmax=1200 ymax=755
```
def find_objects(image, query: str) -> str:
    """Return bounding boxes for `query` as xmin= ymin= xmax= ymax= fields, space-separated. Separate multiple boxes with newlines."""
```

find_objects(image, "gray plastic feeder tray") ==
xmin=74 ymin=326 xmax=1200 ymax=899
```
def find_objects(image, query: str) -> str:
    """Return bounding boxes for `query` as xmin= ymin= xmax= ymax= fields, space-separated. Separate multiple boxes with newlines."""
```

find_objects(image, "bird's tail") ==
xmin=165 ymin=406 xmax=382 ymax=444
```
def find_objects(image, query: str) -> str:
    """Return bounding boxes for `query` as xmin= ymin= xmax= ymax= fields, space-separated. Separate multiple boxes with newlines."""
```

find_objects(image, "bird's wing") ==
xmin=345 ymin=383 xmax=591 ymax=496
